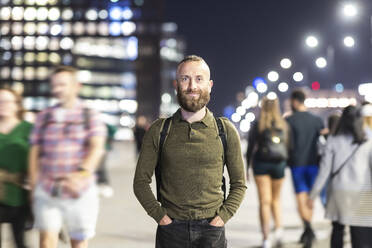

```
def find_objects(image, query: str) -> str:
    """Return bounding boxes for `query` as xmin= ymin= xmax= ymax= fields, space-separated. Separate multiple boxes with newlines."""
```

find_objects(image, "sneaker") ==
xmin=99 ymin=184 xmax=114 ymax=198
xmin=274 ymin=227 xmax=283 ymax=247
xmin=262 ymin=239 xmax=271 ymax=248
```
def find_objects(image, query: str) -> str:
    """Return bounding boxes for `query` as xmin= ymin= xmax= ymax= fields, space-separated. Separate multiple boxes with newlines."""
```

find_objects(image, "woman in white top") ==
xmin=309 ymin=105 xmax=372 ymax=247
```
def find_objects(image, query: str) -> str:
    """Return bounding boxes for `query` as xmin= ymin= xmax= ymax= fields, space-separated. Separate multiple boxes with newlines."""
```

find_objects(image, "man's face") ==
xmin=50 ymin=72 xmax=80 ymax=104
xmin=175 ymin=61 xmax=213 ymax=112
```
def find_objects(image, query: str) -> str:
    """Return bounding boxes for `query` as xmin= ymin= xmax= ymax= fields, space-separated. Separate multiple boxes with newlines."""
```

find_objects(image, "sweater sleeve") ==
xmin=217 ymin=118 xmax=247 ymax=223
xmin=133 ymin=119 xmax=167 ymax=223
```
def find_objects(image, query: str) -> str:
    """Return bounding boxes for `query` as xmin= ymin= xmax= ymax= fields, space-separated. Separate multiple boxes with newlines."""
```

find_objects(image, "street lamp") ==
xmin=278 ymin=82 xmax=289 ymax=92
xmin=342 ymin=3 xmax=358 ymax=18
xmin=267 ymin=70 xmax=279 ymax=82
xmin=315 ymin=57 xmax=327 ymax=68
xmin=280 ymin=58 xmax=292 ymax=69
xmin=340 ymin=1 xmax=372 ymax=80
xmin=306 ymin=35 xmax=319 ymax=48
xmin=293 ymin=72 xmax=304 ymax=82
xmin=343 ymin=36 xmax=355 ymax=47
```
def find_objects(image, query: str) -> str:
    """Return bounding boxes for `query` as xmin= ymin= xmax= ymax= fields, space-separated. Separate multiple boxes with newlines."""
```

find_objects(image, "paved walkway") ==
xmin=2 ymin=141 xmax=348 ymax=248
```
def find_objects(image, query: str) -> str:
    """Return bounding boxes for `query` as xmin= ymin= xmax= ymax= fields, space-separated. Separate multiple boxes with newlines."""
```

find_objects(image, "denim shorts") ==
xmin=33 ymin=183 xmax=99 ymax=241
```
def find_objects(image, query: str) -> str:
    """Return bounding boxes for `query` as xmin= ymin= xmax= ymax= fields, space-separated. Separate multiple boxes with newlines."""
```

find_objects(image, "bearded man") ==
xmin=133 ymin=55 xmax=246 ymax=248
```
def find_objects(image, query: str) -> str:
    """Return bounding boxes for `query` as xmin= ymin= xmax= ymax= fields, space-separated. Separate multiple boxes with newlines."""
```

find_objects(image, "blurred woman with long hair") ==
xmin=0 ymin=87 xmax=33 ymax=248
xmin=309 ymin=105 xmax=372 ymax=247
xmin=246 ymin=97 xmax=289 ymax=248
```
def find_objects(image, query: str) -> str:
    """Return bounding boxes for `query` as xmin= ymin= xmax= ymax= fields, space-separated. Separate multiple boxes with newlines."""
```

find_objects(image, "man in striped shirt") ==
xmin=29 ymin=66 xmax=106 ymax=248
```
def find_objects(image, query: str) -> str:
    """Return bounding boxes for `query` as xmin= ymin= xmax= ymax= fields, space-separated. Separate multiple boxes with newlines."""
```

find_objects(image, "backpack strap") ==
xmin=215 ymin=117 xmax=227 ymax=201
xmin=155 ymin=117 xmax=172 ymax=200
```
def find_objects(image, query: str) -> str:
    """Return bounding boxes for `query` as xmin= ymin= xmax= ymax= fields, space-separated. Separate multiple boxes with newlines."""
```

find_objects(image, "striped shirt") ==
xmin=30 ymin=100 xmax=106 ymax=198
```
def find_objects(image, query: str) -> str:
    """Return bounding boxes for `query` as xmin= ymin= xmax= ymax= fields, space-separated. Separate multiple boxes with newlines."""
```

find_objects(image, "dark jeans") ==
xmin=155 ymin=218 xmax=227 ymax=248
xmin=331 ymin=221 xmax=372 ymax=248
xmin=0 ymin=203 xmax=28 ymax=248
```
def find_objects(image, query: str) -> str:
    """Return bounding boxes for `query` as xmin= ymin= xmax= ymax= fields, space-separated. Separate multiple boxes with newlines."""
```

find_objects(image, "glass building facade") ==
xmin=0 ymin=0 xmax=185 ymax=139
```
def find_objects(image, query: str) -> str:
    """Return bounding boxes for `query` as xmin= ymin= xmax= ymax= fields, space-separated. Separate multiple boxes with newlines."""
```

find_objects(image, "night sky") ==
xmin=165 ymin=0 xmax=372 ymax=115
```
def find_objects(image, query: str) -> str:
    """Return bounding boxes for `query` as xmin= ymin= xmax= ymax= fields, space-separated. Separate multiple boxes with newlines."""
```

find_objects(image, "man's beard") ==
xmin=177 ymin=86 xmax=210 ymax=113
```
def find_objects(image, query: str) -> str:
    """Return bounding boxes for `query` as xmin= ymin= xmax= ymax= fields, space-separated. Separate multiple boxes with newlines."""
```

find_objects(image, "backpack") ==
xmin=155 ymin=116 xmax=227 ymax=201
xmin=256 ymin=127 xmax=288 ymax=163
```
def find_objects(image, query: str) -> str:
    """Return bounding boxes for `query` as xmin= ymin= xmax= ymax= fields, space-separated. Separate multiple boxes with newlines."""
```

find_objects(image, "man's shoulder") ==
xmin=286 ymin=111 xmax=320 ymax=121
xmin=147 ymin=118 xmax=169 ymax=135
xmin=215 ymin=116 xmax=233 ymax=129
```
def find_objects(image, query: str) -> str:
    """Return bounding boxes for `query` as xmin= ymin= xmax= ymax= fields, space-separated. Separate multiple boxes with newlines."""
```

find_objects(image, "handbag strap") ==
xmin=330 ymin=144 xmax=361 ymax=180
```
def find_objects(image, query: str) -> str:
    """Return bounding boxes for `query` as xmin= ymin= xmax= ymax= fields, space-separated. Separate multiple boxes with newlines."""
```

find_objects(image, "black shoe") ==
xmin=302 ymin=229 xmax=316 ymax=248
xmin=299 ymin=227 xmax=316 ymax=244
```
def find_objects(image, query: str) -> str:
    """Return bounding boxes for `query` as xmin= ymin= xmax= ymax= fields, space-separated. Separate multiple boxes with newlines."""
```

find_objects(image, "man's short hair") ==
xmin=178 ymin=55 xmax=205 ymax=66
xmin=290 ymin=89 xmax=306 ymax=103
xmin=50 ymin=65 xmax=78 ymax=78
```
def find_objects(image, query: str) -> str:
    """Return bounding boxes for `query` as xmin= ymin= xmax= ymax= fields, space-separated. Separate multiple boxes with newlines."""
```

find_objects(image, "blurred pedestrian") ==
xmin=285 ymin=89 xmax=325 ymax=248
xmin=309 ymin=105 xmax=372 ymax=247
xmin=133 ymin=115 xmax=148 ymax=155
xmin=246 ymin=96 xmax=289 ymax=248
xmin=0 ymin=87 xmax=33 ymax=248
xmin=361 ymin=103 xmax=372 ymax=139
xmin=317 ymin=113 xmax=341 ymax=158
xmin=97 ymin=123 xmax=117 ymax=198
xmin=28 ymin=66 xmax=106 ymax=248
xmin=133 ymin=55 xmax=246 ymax=248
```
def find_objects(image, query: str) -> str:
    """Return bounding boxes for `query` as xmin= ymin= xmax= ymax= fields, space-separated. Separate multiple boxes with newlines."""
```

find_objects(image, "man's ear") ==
xmin=209 ymin=80 xmax=214 ymax=88
xmin=173 ymin=80 xmax=178 ymax=90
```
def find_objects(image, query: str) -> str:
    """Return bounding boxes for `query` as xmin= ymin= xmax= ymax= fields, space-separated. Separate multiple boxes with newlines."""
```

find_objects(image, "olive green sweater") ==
xmin=133 ymin=108 xmax=246 ymax=223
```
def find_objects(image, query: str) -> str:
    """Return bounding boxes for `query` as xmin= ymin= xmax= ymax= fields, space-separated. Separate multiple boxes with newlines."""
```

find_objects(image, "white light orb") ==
xmin=293 ymin=72 xmax=304 ymax=82
xmin=343 ymin=4 xmax=357 ymax=17
xmin=245 ymin=112 xmax=255 ymax=122
xmin=60 ymin=37 xmax=74 ymax=50
xmin=256 ymin=82 xmax=268 ymax=93
xmin=267 ymin=71 xmax=279 ymax=82
xmin=121 ymin=21 xmax=136 ymax=35
xmin=306 ymin=36 xmax=318 ymax=48
xmin=86 ymin=9 xmax=98 ymax=21
xmin=278 ymin=82 xmax=289 ymax=92
xmin=48 ymin=8 xmax=60 ymax=21
xmin=343 ymin=36 xmax=355 ymax=47
xmin=36 ymin=7 xmax=48 ymax=21
xmin=267 ymin=91 xmax=277 ymax=100
xmin=161 ymin=93 xmax=171 ymax=104
xmin=24 ymin=7 xmax=37 ymax=21
xmin=240 ymin=119 xmax=251 ymax=133
xmin=231 ymin=113 xmax=241 ymax=123
xmin=236 ymin=106 xmax=246 ymax=116
xmin=315 ymin=57 xmax=327 ymax=68
xmin=280 ymin=58 xmax=292 ymax=69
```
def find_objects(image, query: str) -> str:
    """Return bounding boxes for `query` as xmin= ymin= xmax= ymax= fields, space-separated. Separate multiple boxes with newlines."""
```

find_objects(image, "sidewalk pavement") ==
xmin=1 ymin=141 xmax=347 ymax=248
